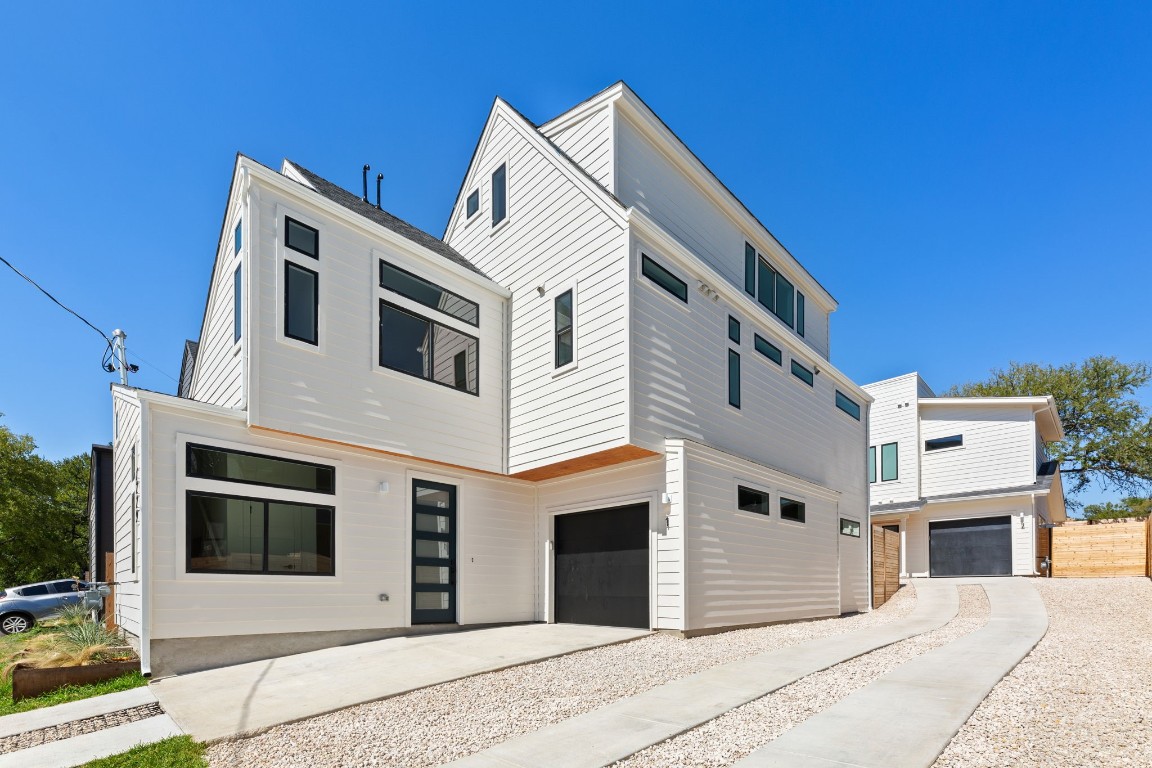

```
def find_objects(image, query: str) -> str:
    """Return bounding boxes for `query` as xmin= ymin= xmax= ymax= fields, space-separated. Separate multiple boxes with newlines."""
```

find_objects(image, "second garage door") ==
xmin=554 ymin=504 xmax=649 ymax=629
xmin=929 ymin=516 xmax=1012 ymax=576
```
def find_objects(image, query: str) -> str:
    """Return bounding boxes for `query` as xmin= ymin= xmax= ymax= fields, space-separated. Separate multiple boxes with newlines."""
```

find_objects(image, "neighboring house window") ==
xmin=728 ymin=316 xmax=741 ymax=344
xmin=728 ymin=349 xmax=741 ymax=408
xmin=737 ymin=485 xmax=769 ymax=516
xmin=754 ymin=334 xmax=782 ymax=365
xmin=233 ymin=265 xmax=242 ymax=344
xmin=285 ymin=262 xmax=319 ymax=345
xmin=234 ymin=220 xmax=242 ymax=255
xmin=796 ymin=293 xmax=805 ymax=337
xmin=744 ymin=242 xmax=756 ymax=295
xmin=380 ymin=261 xmax=479 ymax=326
xmin=379 ymin=301 xmax=479 ymax=395
xmin=868 ymin=446 xmax=877 ymax=483
xmin=555 ymin=289 xmax=574 ymax=368
xmin=641 ymin=254 xmax=688 ymax=302
xmin=285 ymin=217 xmax=319 ymax=258
xmin=491 ymin=164 xmax=507 ymax=226
xmin=187 ymin=444 xmax=335 ymax=494
xmin=186 ymin=491 xmax=334 ymax=576
xmin=925 ymin=435 xmax=964 ymax=451
xmin=466 ymin=189 xmax=480 ymax=219
xmin=835 ymin=390 xmax=860 ymax=420
xmin=881 ymin=442 xmax=898 ymax=481
xmin=840 ymin=518 xmax=861 ymax=537
xmin=781 ymin=497 xmax=806 ymax=523
xmin=791 ymin=359 xmax=814 ymax=386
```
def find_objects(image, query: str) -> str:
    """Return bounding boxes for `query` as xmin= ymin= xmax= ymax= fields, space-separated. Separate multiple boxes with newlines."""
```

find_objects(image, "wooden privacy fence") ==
xmin=872 ymin=526 xmax=900 ymax=607
xmin=1051 ymin=518 xmax=1151 ymax=578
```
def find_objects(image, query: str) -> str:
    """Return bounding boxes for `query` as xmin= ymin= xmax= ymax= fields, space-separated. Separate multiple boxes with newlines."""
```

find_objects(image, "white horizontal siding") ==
xmin=444 ymin=109 xmax=631 ymax=474
xmin=189 ymin=200 xmax=244 ymax=408
xmin=111 ymin=389 xmax=142 ymax=637
xmin=543 ymin=105 xmax=614 ymax=192
xmin=615 ymin=112 xmax=828 ymax=359
xmin=251 ymin=183 xmax=506 ymax=473
xmin=920 ymin=405 xmax=1036 ymax=496
xmin=863 ymin=374 xmax=922 ymax=505
xmin=144 ymin=401 xmax=535 ymax=641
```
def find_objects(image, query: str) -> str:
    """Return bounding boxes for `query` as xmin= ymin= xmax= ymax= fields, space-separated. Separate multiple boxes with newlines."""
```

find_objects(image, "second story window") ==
xmin=379 ymin=301 xmax=478 ymax=395
xmin=285 ymin=217 xmax=319 ymax=258
xmin=380 ymin=261 xmax=479 ymax=326
xmin=728 ymin=316 xmax=741 ymax=344
xmin=754 ymin=334 xmax=782 ymax=365
xmin=555 ymin=289 xmax=573 ymax=368
xmin=881 ymin=442 xmax=899 ymax=481
xmin=466 ymin=189 xmax=480 ymax=219
xmin=835 ymin=390 xmax=860 ymax=420
xmin=491 ymin=164 xmax=507 ymax=226
xmin=925 ymin=435 xmax=964 ymax=451
xmin=285 ymin=262 xmax=319 ymax=345
xmin=641 ymin=254 xmax=688 ymax=302
xmin=791 ymin=359 xmax=814 ymax=387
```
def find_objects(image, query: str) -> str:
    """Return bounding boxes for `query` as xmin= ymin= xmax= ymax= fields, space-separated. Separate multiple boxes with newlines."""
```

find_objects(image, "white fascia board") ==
xmin=538 ymin=82 xmax=625 ymax=137
xmin=242 ymin=159 xmax=511 ymax=300
xmin=129 ymin=386 xmax=247 ymax=422
xmin=614 ymin=88 xmax=836 ymax=313
xmin=668 ymin=437 xmax=841 ymax=502
xmin=628 ymin=209 xmax=871 ymax=403
xmin=918 ymin=396 xmax=1053 ymax=407
xmin=925 ymin=488 xmax=1051 ymax=507
xmin=861 ymin=371 xmax=923 ymax=391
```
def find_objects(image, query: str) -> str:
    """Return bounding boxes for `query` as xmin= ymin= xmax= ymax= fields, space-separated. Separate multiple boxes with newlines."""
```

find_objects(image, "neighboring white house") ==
xmin=864 ymin=372 xmax=1066 ymax=579
xmin=110 ymin=83 xmax=873 ymax=677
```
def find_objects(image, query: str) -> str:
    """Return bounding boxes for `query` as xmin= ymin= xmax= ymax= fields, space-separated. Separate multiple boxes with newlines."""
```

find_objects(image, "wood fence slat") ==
xmin=1052 ymin=520 xmax=1148 ymax=578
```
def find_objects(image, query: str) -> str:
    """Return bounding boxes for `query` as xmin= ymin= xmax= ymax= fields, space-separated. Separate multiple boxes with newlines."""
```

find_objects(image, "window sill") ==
xmin=490 ymin=217 xmax=511 ymax=236
xmin=551 ymin=362 xmax=579 ymax=379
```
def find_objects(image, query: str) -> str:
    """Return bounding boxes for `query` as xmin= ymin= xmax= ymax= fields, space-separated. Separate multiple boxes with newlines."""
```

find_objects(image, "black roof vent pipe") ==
xmin=376 ymin=173 xmax=383 ymax=209
xmin=362 ymin=164 xmax=371 ymax=203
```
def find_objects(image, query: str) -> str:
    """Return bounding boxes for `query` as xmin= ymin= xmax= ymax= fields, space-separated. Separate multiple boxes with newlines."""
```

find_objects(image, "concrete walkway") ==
xmin=445 ymin=580 xmax=960 ymax=768
xmin=151 ymin=623 xmax=648 ymax=742
xmin=733 ymin=577 xmax=1048 ymax=768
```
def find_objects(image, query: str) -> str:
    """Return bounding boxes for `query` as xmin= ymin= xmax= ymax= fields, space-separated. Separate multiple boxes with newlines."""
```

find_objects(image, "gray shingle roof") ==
xmin=284 ymin=161 xmax=488 ymax=279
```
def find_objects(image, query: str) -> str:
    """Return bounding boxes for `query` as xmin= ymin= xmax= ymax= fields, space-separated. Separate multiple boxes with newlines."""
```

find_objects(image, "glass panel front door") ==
xmin=412 ymin=480 xmax=456 ymax=623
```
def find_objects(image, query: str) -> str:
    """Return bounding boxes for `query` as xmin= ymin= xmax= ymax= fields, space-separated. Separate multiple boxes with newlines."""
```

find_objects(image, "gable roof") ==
xmin=284 ymin=160 xmax=487 ymax=278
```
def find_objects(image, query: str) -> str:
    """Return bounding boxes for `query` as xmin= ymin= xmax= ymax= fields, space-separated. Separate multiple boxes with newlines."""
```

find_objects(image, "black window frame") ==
xmin=840 ymin=518 xmax=861 ymax=537
xmin=757 ymin=257 xmax=776 ymax=313
xmin=284 ymin=261 xmax=319 ymax=345
xmin=555 ymin=289 xmax=574 ymax=368
xmin=379 ymin=260 xmax=480 ymax=327
xmin=780 ymin=497 xmax=806 ymax=523
xmin=186 ymin=443 xmax=336 ymax=495
xmin=491 ymin=163 xmax=507 ymax=226
xmin=881 ymin=442 xmax=899 ymax=482
xmin=640 ymin=254 xmax=688 ymax=303
xmin=728 ymin=349 xmax=741 ymax=409
xmin=737 ymin=485 xmax=770 ymax=516
xmin=233 ymin=264 xmax=242 ymax=344
xmin=925 ymin=435 xmax=964 ymax=451
xmin=743 ymin=242 xmax=756 ymax=295
xmin=754 ymin=334 xmax=782 ymax=365
xmin=185 ymin=490 xmax=335 ymax=577
xmin=728 ymin=316 xmax=741 ymax=344
xmin=285 ymin=216 xmax=319 ymax=259
xmin=797 ymin=292 xmax=806 ymax=337
xmin=835 ymin=390 xmax=861 ymax=420
xmin=791 ymin=359 xmax=814 ymax=386
xmin=378 ymin=300 xmax=480 ymax=396
xmin=465 ymin=189 xmax=480 ymax=219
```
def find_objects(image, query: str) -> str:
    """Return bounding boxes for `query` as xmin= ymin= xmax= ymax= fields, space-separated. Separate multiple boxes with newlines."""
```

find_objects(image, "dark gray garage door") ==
xmin=929 ymin=516 xmax=1012 ymax=577
xmin=555 ymin=504 xmax=649 ymax=629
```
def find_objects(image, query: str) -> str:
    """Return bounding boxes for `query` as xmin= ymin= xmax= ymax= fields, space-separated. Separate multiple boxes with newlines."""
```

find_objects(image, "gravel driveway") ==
xmin=206 ymin=578 xmax=1152 ymax=767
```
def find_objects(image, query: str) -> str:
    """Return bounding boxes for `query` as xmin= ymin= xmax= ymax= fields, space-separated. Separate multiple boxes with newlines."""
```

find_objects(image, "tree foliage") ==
xmin=947 ymin=357 xmax=1152 ymax=500
xmin=1083 ymin=497 xmax=1152 ymax=520
xmin=0 ymin=416 xmax=90 ymax=586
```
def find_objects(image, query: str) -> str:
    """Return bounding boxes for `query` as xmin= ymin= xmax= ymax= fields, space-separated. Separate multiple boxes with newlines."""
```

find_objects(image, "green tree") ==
xmin=0 ymin=416 xmax=90 ymax=586
xmin=947 ymin=357 xmax=1152 ymax=500
xmin=1082 ymin=497 xmax=1152 ymax=520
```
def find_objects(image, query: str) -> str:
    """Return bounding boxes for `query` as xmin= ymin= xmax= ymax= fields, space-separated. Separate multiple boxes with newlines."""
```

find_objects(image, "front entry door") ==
xmin=412 ymin=480 xmax=456 ymax=624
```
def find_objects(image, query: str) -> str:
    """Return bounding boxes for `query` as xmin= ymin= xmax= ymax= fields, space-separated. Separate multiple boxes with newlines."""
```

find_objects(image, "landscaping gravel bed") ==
xmin=934 ymin=577 xmax=1152 ymax=768
xmin=616 ymin=585 xmax=989 ymax=767
xmin=208 ymin=587 xmax=918 ymax=767
xmin=0 ymin=702 xmax=163 ymax=754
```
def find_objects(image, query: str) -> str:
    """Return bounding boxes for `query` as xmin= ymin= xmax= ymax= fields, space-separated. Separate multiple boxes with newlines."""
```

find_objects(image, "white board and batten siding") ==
xmin=919 ymin=404 xmax=1038 ymax=497
xmin=443 ymin=104 xmax=631 ymax=475
xmin=614 ymin=110 xmax=831 ymax=360
xmin=137 ymin=393 xmax=535 ymax=642
xmin=110 ymin=387 xmax=143 ymax=639
xmin=248 ymin=177 xmax=507 ymax=473
xmin=894 ymin=496 xmax=1038 ymax=578
xmin=862 ymin=373 xmax=923 ymax=506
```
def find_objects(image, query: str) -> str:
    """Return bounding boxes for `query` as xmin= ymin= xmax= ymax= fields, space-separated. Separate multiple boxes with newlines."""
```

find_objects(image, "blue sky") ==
xmin=1 ymin=2 xmax=1149 ymax=507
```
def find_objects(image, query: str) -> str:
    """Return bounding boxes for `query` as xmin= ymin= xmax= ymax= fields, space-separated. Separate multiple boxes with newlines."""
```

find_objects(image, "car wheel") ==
xmin=0 ymin=614 xmax=32 ymax=634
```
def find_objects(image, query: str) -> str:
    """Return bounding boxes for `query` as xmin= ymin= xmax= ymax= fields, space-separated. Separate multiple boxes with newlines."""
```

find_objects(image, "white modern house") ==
xmin=864 ymin=372 xmax=1066 ymax=578
xmin=110 ymin=83 xmax=872 ymax=677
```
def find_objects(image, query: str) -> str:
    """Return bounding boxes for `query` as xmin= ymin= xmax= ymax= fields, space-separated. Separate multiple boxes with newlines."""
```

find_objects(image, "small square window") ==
xmin=840 ymin=518 xmax=860 ymax=537
xmin=737 ymin=485 xmax=769 ymax=516
xmin=781 ymin=497 xmax=806 ymax=523
xmin=791 ymin=359 xmax=814 ymax=386
xmin=285 ymin=217 xmax=319 ymax=258
xmin=466 ymin=189 xmax=480 ymax=218
xmin=728 ymin=316 xmax=741 ymax=344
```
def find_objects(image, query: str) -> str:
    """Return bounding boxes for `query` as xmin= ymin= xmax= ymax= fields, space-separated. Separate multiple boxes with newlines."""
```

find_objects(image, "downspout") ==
xmin=138 ymin=398 xmax=152 ymax=677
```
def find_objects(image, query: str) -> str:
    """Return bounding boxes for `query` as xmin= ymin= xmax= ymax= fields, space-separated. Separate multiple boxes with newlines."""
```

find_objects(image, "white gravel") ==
xmin=934 ymin=577 xmax=1152 ymax=768
xmin=208 ymin=588 xmax=918 ymax=767
xmin=616 ymin=585 xmax=989 ymax=767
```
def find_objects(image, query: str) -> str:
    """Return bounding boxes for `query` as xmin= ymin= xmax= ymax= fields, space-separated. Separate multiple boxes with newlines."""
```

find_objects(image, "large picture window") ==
xmin=187 ymin=444 xmax=335 ymax=494
xmin=380 ymin=261 xmax=479 ymax=326
xmin=187 ymin=491 xmax=334 ymax=576
xmin=379 ymin=301 xmax=479 ymax=394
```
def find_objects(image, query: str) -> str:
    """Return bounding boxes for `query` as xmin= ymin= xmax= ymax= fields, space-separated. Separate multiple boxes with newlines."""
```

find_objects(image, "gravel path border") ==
xmin=0 ymin=702 xmax=164 ymax=754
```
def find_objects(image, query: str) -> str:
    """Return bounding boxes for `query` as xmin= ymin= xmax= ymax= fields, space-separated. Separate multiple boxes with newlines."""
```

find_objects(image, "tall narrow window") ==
xmin=233 ymin=265 xmax=242 ymax=344
xmin=453 ymin=351 xmax=468 ymax=389
xmin=775 ymin=273 xmax=795 ymax=328
xmin=285 ymin=262 xmax=319 ymax=345
xmin=728 ymin=349 xmax=741 ymax=408
xmin=744 ymin=242 xmax=756 ymax=295
xmin=881 ymin=442 xmax=899 ymax=482
xmin=234 ymin=220 xmax=242 ymax=255
xmin=868 ymin=446 xmax=877 ymax=483
xmin=555 ymin=289 xmax=573 ymax=368
xmin=757 ymin=259 xmax=776 ymax=312
xmin=491 ymin=164 xmax=507 ymax=226
xmin=796 ymin=292 xmax=806 ymax=337
xmin=285 ymin=217 xmax=319 ymax=258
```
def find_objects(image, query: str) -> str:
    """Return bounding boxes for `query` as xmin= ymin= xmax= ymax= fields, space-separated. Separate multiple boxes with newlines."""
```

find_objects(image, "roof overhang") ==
xmin=919 ymin=395 xmax=1064 ymax=441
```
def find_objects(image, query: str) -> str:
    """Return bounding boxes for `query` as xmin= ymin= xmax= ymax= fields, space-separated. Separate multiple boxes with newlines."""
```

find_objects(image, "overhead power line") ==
xmin=0 ymin=255 xmax=113 ymax=349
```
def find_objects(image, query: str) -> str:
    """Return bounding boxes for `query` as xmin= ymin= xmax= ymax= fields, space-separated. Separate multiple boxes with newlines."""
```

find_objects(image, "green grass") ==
xmin=79 ymin=736 xmax=207 ymax=768
xmin=0 ymin=670 xmax=148 ymax=717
